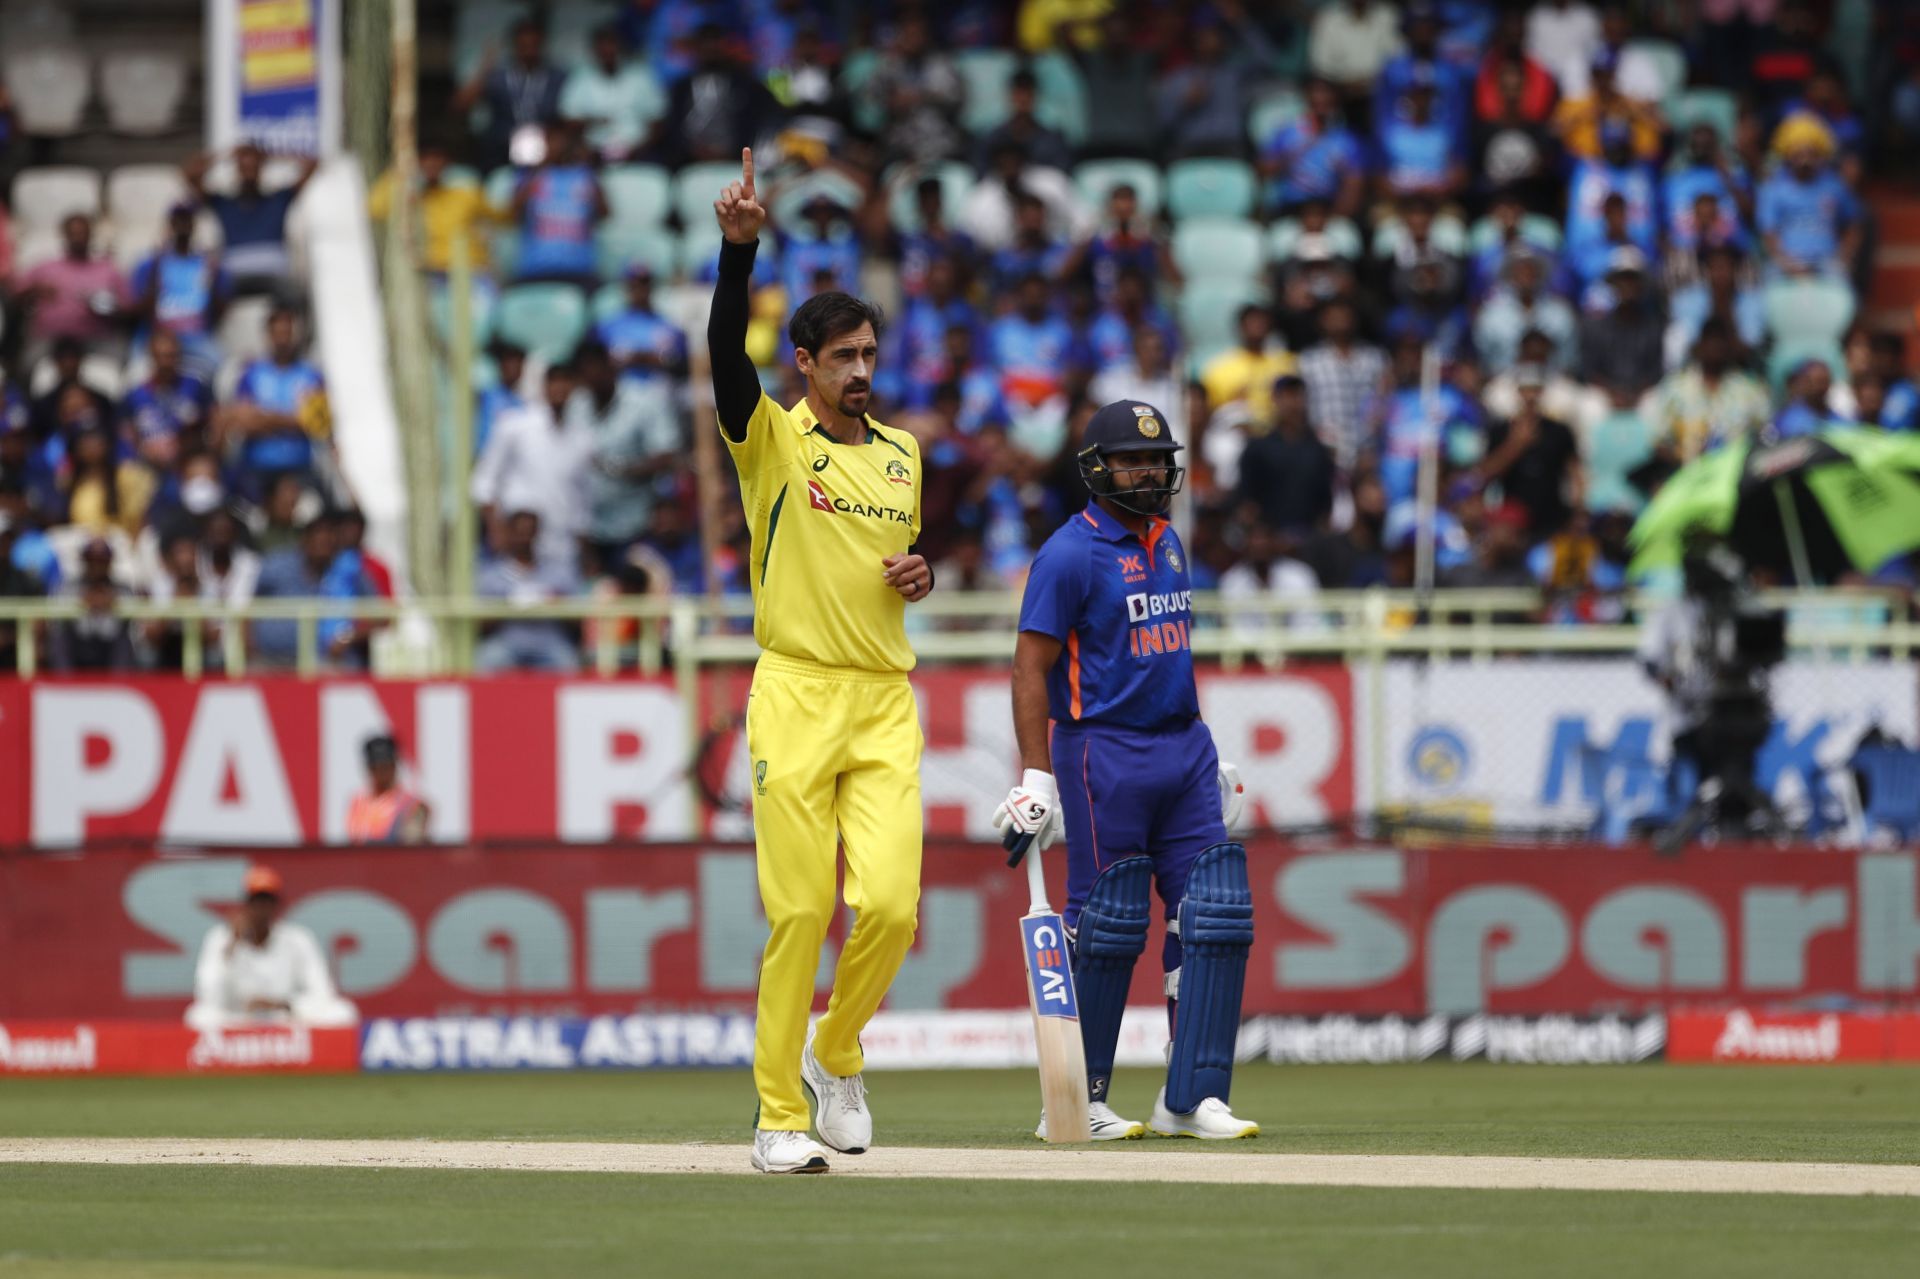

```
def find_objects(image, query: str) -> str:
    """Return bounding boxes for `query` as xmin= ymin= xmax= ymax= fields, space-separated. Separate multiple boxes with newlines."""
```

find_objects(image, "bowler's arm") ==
xmin=1012 ymin=630 xmax=1062 ymax=775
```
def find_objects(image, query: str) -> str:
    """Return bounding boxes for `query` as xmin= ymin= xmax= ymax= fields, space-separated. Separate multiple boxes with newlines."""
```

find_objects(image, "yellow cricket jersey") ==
xmin=722 ymin=394 xmax=922 ymax=673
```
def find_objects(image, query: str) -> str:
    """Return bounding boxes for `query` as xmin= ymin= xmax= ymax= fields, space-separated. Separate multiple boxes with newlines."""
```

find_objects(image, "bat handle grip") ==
xmin=1025 ymin=845 xmax=1050 ymax=913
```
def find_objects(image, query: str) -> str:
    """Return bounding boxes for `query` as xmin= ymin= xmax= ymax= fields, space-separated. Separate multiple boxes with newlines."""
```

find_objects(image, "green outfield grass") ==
xmin=3 ymin=1065 xmax=1918 ymax=1279
xmin=4 ymin=1064 xmax=1920 ymax=1163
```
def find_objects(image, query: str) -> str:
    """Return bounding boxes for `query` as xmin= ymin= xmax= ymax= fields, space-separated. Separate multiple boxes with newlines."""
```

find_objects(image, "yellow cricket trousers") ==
xmin=747 ymin=651 xmax=924 ymax=1131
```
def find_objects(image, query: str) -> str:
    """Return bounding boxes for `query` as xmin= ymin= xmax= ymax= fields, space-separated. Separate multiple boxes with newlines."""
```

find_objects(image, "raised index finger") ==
xmin=740 ymin=147 xmax=755 ymax=199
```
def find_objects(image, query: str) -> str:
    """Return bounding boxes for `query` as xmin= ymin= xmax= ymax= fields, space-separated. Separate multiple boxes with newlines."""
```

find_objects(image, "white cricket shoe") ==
xmin=1035 ymin=1101 xmax=1147 ymax=1141
xmin=751 ymin=1128 xmax=831 ymax=1173
xmin=801 ymin=1024 xmax=872 ymax=1154
xmin=1149 ymin=1089 xmax=1260 ymax=1139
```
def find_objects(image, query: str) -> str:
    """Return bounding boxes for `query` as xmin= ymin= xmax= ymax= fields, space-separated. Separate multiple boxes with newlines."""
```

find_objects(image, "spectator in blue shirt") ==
xmin=511 ymin=121 xmax=607 ymax=287
xmin=183 ymin=143 xmax=317 ymax=296
xmin=988 ymin=193 xmax=1070 ymax=296
xmin=1371 ymin=334 xmax=1484 ymax=514
xmin=476 ymin=509 xmax=582 ymax=672
xmin=895 ymin=177 xmax=979 ymax=301
xmin=1259 ymin=78 xmax=1367 ymax=218
xmin=1375 ymin=2 xmax=1473 ymax=139
xmin=1757 ymin=115 xmax=1862 ymax=279
xmin=229 ymin=307 xmax=328 ymax=496
xmin=1373 ymin=75 xmax=1468 ymax=202
xmin=779 ymin=196 xmax=863 ymax=303
xmin=1061 ymin=183 xmax=1176 ymax=307
xmin=1780 ymin=70 xmax=1866 ymax=180
xmin=1475 ymin=248 xmax=1577 ymax=373
xmin=131 ymin=203 xmax=227 ymax=379
xmin=1868 ymin=334 xmax=1919 ymax=431
xmin=621 ymin=0 xmax=709 ymax=89
xmin=253 ymin=510 xmax=373 ymax=670
xmin=1662 ymin=125 xmax=1753 ymax=241
xmin=1082 ymin=267 xmax=1178 ymax=375
xmin=475 ymin=341 xmax=526 ymax=459
xmin=1664 ymin=244 xmax=1767 ymax=370
xmin=902 ymin=325 xmax=1007 ymax=435
xmin=595 ymin=263 xmax=688 ymax=387
xmin=1385 ymin=256 xmax=1470 ymax=362
xmin=887 ymin=256 xmax=981 ymax=405
xmin=121 ymin=330 xmax=213 ymax=479
xmin=1565 ymin=120 xmax=1656 ymax=252
xmin=1568 ymin=191 xmax=1658 ymax=294
xmin=1773 ymin=358 xmax=1838 ymax=439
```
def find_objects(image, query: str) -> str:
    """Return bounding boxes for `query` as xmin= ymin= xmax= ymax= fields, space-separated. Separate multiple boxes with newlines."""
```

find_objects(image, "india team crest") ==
xmin=1166 ymin=545 xmax=1183 ymax=572
xmin=1133 ymin=408 xmax=1162 ymax=438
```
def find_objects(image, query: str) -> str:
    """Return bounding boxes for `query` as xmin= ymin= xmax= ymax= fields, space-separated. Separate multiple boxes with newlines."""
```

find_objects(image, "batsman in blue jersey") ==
xmin=995 ymin=399 xmax=1258 ymax=1140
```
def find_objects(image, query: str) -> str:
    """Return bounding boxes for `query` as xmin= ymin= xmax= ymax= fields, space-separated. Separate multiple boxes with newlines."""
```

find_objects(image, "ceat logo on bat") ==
xmin=1021 ymin=917 xmax=1079 ymax=1019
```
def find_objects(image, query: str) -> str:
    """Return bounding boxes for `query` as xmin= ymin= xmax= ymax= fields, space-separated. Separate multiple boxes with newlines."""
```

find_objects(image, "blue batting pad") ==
xmin=1072 ymin=855 xmax=1151 ymax=1103
xmin=1165 ymin=843 xmax=1253 ymax=1112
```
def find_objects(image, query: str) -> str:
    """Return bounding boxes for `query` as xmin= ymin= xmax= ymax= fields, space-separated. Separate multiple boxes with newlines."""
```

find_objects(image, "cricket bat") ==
xmin=1020 ymin=845 xmax=1092 ymax=1143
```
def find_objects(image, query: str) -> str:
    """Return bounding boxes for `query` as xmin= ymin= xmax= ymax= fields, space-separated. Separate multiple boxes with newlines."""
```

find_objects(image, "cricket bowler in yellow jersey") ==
xmin=709 ymin=149 xmax=933 ymax=1174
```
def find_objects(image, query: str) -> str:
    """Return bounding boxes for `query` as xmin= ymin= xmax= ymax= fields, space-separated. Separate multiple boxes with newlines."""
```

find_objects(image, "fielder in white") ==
xmin=185 ymin=866 xmax=358 ymax=1031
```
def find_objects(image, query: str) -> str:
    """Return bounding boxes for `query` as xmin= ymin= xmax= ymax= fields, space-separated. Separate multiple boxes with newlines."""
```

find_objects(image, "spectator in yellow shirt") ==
xmin=1017 ymin=0 xmax=1113 ymax=52
xmin=1201 ymin=304 xmax=1298 ymax=421
xmin=1552 ymin=51 xmax=1663 ymax=162
xmin=367 ymin=138 xmax=501 ymax=276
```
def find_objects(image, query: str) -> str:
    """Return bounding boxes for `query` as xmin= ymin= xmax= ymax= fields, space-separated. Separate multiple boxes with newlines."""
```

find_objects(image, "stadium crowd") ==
xmin=2 ymin=0 xmax=1919 ymax=672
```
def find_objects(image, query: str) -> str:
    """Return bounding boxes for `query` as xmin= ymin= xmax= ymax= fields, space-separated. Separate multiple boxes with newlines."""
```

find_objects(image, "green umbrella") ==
xmin=1628 ymin=427 xmax=1920 ymax=583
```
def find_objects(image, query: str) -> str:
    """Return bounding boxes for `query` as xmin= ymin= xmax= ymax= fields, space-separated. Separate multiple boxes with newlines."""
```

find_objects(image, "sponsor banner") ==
xmin=0 ymin=1020 xmax=357 ymax=1075
xmin=0 ymin=667 xmax=1353 ymax=849
xmin=1245 ymin=1014 xmax=1666 ymax=1065
xmin=1362 ymin=660 xmax=1919 ymax=829
xmin=207 ymin=0 xmax=342 ymax=155
xmin=359 ymin=1010 xmax=1180 ymax=1072
xmin=7 ymin=843 xmax=1919 ymax=1021
xmin=1668 ymin=1010 xmax=1920 ymax=1064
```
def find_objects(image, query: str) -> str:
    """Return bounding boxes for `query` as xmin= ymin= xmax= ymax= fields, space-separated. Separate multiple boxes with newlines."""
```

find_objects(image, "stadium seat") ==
xmin=1074 ymin=160 xmax=1163 ymax=220
xmin=494 ymin=283 xmax=590 ymax=364
xmin=1166 ymin=159 xmax=1257 ymax=221
xmin=840 ymin=48 xmax=884 ymax=134
xmin=441 ymin=164 xmax=483 ymax=191
xmin=1766 ymin=340 xmax=1846 ymax=390
xmin=3 ymin=45 xmax=91 ymax=136
xmin=1172 ymin=217 xmax=1265 ymax=281
xmin=1179 ymin=281 xmax=1266 ymax=367
xmin=955 ymin=48 xmax=1017 ymax=135
xmin=1268 ymin=216 xmax=1364 ymax=262
xmin=1669 ymin=89 xmax=1738 ymax=145
xmin=547 ymin=0 xmax=617 ymax=70
xmin=600 ymin=164 xmax=672 ymax=228
xmin=595 ymin=223 xmax=678 ymax=283
xmin=1762 ymin=278 xmax=1855 ymax=349
xmin=677 ymin=224 xmax=722 ymax=278
xmin=1584 ymin=411 xmax=1655 ymax=516
xmin=1469 ymin=214 xmax=1562 ymax=255
xmin=29 ymin=351 xmax=123 ymax=399
xmin=1626 ymin=39 xmax=1687 ymax=105
xmin=491 ymin=228 xmax=520 ymax=278
xmin=1246 ymin=87 xmax=1305 ymax=149
xmin=884 ymin=160 xmax=974 ymax=232
xmin=485 ymin=166 xmax=522 ymax=213
xmin=430 ymin=285 xmax=498 ymax=347
xmin=673 ymin=161 xmax=744 ymax=230
xmin=0 ymin=1 xmax=75 ymax=48
xmin=768 ymin=168 xmax=867 ymax=233
xmin=1828 ymin=0 xmax=1872 ymax=99
xmin=217 ymin=296 xmax=275 ymax=365
xmin=453 ymin=0 xmax=533 ymax=82
xmin=12 ymin=167 xmax=102 ymax=236
xmin=98 ymin=49 xmax=188 ymax=136
xmin=107 ymin=165 xmax=191 ymax=241
xmin=1372 ymin=213 xmax=1470 ymax=258
xmin=1030 ymin=52 xmax=1087 ymax=145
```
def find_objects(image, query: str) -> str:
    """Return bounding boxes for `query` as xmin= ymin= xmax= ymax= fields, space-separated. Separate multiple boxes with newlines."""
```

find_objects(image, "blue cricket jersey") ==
xmin=1018 ymin=503 xmax=1199 ymax=730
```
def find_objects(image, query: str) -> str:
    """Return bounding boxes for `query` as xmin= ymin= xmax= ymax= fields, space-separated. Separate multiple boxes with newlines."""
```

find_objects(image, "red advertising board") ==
xmin=3 ymin=843 xmax=1915 ymax=1021
xmin=1668 ymin=1010 xmax=1920 ymax=1064
xmin=0 ymin=668 xmax=1354 ymax=849
xmin=0 ymin=1021 xmax=359 ymax=1075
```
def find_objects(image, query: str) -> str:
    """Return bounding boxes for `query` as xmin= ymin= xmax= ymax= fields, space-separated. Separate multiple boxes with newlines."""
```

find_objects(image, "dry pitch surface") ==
xmin=5 ymin=1136 xmax=1918 ymax=1197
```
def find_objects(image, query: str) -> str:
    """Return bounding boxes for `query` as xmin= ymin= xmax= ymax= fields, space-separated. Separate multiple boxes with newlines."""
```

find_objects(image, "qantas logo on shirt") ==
xmin=806 ymin=479 xmax=912 ymax=524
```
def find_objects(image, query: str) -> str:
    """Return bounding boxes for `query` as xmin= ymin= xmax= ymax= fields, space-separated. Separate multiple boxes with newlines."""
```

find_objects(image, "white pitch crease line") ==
xmin=0 ymin=1138 xmax=1917 ymax=1197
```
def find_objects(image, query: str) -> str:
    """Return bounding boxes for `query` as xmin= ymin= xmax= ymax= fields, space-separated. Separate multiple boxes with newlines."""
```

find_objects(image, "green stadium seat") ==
xmin=1179 ymin=281 xmax=1266 ymax=368
xmin=956 ymin=49 xmax=1018 ymax=135
xmin=442 ymin=164 xmax=482 ymax=191
xmin=491 ymin=228 xmax=519 ymax=278
xmin=485 ymin=165 xmax=521 ymax=213
xmin=1469 ymin=214 xmax=1562 ymax=255
xmin=1762 ymin=278 xmax=1855 ymax=349
xmin=1172 ymin=217 xmax=1265 ymax=282
xmin=840 ymin=49 xmax=884 ymax=134
xmin=429 ymin=284 xmax=497 ymax=348
xmin=1031 ymin=52 xmax=1088 ymax=145
xmin=1626 ymin=39 xmax=1688 ymax=105
xmin=494 ymin=283 xmax=589 ymax=364
xmin=1372 ymin=213 xmax=1469 ymax=258
xmin=595 ymin=224 xmax=678 ymax=283
xmin=1669 ymin=89 xmax=1738 ymax=145
xmin=885 ymin=161 xmax=976 ymax=232
xmin=673 ymin=161 xmax=744 ymax=230
xmin=1268 ymin=216 xmax=1364 ymax=262
xmin=601 ymin=164 xmax=672 ymax=228
xmin=1246 ymin=88 xmax=1304 ymax=150
xmin=768 ymin=168 xmax=868 ymax=230
xmin=1167 ymin=158 xmax=1257 ymax=220
xmin=678 ymin=225 xmax=723 ymax=278
xmin=1767 ymin=340 xmax=1846 ymax=390
xmin=1074 ymin=159 xmax=1163 ymax=220
xmin=1585 ymin=411 xmax=1656 ymax=515
xmin=592 ymin=282 xmax=626 ymax=323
